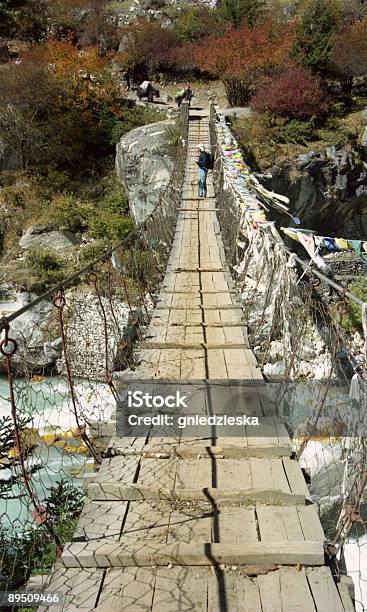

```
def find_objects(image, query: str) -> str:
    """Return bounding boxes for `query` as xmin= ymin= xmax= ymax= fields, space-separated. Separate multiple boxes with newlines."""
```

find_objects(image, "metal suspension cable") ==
xmin=0 ymin=103 xmax=190 ymax=331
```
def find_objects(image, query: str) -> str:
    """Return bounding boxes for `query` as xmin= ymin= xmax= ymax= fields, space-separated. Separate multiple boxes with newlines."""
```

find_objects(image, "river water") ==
xmin=0 ymin=374 xmax=115 ymax=525
xmin=1 ymin=376 xmax=365 ymax=608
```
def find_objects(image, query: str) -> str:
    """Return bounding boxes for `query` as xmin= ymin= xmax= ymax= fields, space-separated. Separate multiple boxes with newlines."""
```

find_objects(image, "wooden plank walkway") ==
xmin=40 ymin=108 xmax=354 ymax=611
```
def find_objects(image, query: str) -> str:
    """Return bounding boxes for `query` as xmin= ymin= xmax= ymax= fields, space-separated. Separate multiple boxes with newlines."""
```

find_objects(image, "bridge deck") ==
xmin=40 ymin=109 xmax=353 ymax=611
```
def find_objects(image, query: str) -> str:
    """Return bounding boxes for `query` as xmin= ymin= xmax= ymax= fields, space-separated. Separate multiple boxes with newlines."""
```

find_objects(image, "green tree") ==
xmin=174 ymin=6 xmax=223 ymax=42
xmin=0 ymin=0 xmax=27 ymax=36
xmin=293 ymin=0 xmax=341 ymax=75
xmin=220 ymin=0 xmax=266 ymax=28
xmin=0 ymin=0 xmax=49 ymax=41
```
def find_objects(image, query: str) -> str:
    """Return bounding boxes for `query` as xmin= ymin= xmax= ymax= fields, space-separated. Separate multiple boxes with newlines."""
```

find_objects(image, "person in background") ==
xmin=175 ymin=88 xmax=186 ymax=107
xmin=140 ymin=79 xmax=151 ymax=94
xmin=123 ymin=68 xmax=131 ymax=91
xmin=184 ymin=84 xmax=193 ymax=105
xmin=196 ymin=144 xmax=208 ymax=198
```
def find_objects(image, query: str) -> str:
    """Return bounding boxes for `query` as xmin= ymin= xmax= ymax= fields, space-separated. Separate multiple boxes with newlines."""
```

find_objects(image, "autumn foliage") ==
xmin=0 ymin=41 xmax=125 ymax=169
xmin=331 ymin=15 xmax=367 ymax=96
xmin=251 ymin=65 xmax=327 ymax=119
xmin=191 ymin=21 xmax=294 ymax=104
xmin=119 ymin=19 xmax=178 ymax=77
xmin=193 ymin=21 xmax=293 ymax=79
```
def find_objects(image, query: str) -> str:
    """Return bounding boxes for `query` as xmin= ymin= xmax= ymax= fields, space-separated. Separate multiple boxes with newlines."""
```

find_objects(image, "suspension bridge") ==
xmin=13 ymin=104 xmax=354 ymax=611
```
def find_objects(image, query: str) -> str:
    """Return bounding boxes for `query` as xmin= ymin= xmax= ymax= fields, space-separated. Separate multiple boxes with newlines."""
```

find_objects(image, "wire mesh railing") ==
xmin=211 ymin=101 xmax=367 ymax=609
xmin=0 ymin=104 xmax=189 ymax=595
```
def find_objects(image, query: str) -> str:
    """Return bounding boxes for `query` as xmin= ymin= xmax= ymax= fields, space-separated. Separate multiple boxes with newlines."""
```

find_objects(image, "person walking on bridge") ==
xmin=196 ymin=144 xmax=209 ymax=198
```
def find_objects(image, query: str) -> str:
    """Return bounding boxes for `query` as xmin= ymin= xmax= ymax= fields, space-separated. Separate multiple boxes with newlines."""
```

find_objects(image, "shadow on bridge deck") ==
xmin=39 ymin=107 xmax=355 ymax=612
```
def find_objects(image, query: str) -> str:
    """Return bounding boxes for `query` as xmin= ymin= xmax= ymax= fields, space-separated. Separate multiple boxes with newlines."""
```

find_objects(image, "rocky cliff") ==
xmin=116 ymin=120 xmax=174 ymax=224
xmin=264 ymin=144 xmax=367 ymax=238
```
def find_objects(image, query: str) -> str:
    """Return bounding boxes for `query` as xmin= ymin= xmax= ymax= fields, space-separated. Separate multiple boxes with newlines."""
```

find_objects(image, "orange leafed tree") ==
xmin=14 ymin=41 xmax=124 ymax=166
xmin=192 ymin=21 xmax=294 ymax=104
xmin=331 ymin=16 xmax=367 ymax=98
xmin=26 ymin=41 xmax=122 ymax=114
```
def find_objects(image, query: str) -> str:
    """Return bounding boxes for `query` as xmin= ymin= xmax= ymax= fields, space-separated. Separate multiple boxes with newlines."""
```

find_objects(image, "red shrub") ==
xmin=251 ymin=66 xmax=327 ymax=119
xmin=193 ymin=21 xmax=294 ymax=79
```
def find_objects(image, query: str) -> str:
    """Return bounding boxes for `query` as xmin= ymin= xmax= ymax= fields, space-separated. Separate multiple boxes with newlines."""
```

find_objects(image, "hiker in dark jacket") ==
xmin=123 ymin=68 xmax=131 ymax=91
xmin=184 ymin=84 xmax=193 ymax=105
xmin=196 ymin=144 xmax=209 ymax=198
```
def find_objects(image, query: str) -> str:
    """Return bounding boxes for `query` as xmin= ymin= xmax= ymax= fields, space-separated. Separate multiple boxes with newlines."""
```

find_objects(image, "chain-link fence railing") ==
xmin=211 ymin=102 xmax=367 ymax=610
xmin=0 ymin=104 xmax=189 ymax=599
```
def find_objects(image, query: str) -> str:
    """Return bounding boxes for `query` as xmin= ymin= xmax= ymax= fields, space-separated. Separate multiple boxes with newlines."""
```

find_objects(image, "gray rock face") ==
xmin=221 ymin=107 xmax=254 ymax=118
xmin=265 ymin=144 xmax=367 ymax=237
xmin=115 ymin=120 xmax=174 ymax=223
xmin=0 ymin=286 xmax=60 ymax=374
xmin=19 ymin=229 xmax=79 ymax=251
xmin=361 ymin=126 xmax=367 ymax=148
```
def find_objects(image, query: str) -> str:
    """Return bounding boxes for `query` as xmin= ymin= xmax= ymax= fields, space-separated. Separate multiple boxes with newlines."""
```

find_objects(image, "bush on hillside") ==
xmin=89 ymin=214 xmax=134 ymax=243
xmin=220 ymin=0 xmax=266 ymax=28
xmin=174 ymin=6 xmax=223 ymax=42
xmin=251 ymin=66 xmax=327 ymax=119
xmin=119 ymin=18 xmax=178 ymax=76
xmin=331 ymin=15 xmax=367 ymax=99
xmin=27 ymin=248 xmax=67 ymax=283
xmin=193 ymin=21 xmax=294 ymax=104
xmin=277 ymin=118 xmax=315 ymax=144
xmin=343 ymin=277 xmax=367 ymax=334
xmin=40 ymin=194 xmax=93 ymax=233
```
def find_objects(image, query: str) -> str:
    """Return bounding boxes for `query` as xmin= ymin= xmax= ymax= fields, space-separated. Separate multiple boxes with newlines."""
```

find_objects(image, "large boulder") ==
xmin=19 ymin=229 xmax=79 ymax=251
xmin=115 ymin=120 xmax=174 ymax=223
xmin=0 ymin=284 xmax=61 ymax=374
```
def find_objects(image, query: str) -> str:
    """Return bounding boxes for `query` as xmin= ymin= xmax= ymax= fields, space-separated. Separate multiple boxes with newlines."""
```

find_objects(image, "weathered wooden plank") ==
xmin=279 ymin=567 xmax=317 ymax=611
xmin=168 ymin=508 xmax=212 ymax=543
xmin=307 ymin=567 xmax=344 ymax=612
xmin=283 ymin=457 xmax=311 ymax=497
xmin=206 ymin=349 xmax=228 ymax=378
xmin=337 ymin=577 xmax=355 ymax=612
xmin=160 ymin=289 xmax=237 ymax=294
xmin=257 ymin=569 xmax=282 ymax=612
xmin=217 ymin=507 xmax=258 ymax=543
xmin=176 ymin=460 xmax=212 ymax=488
xmin=257 ymin=506 xmax=304 ymax=542
xmin=108 ymin=441 xmax=292 ymax=459
xmin=95 ymin=568 xmax=156 ymax=611
xmin=62 ymin=541 xmax=325 ymax=568
xmin=208 ymin=572 xmax=262 ymax=611
xmin=87 ymin=483 xmax=306 ymax=505
xmin=297 ymin=505 xmax=325 ymax=541
xmin=250 ymin=458 xmax=278 ymax=490
xmin=155 ymin=304 xmax=243 ymax=311
xmin=141 ymin=342 xmax=248 ymax=349
xmin=152 ymin=567 xmax=208 ymax=612
xmin=38 ymin=565 xmax=103 ymax=611
xmin=121 ymin=502 xmax=170 ymax=545
xmin=69 ymin=500 xmax=128 ymax=543
xmin=138 ymin=457 xmax=177 ymax=489
xmin=93 ymin=455 xmax=140 ymax=485
xmin=215 ymin=459 xmax=252 ymax=489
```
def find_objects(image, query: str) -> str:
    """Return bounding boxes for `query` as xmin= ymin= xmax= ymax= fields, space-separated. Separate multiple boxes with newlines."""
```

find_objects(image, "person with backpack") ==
xmin=196 ymin=144 xmax=214 ymax=198
xmin=175 ymin=88 xmax=186 ymax=107
xmin=184 ymin=84 xmax=193 ymax=106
